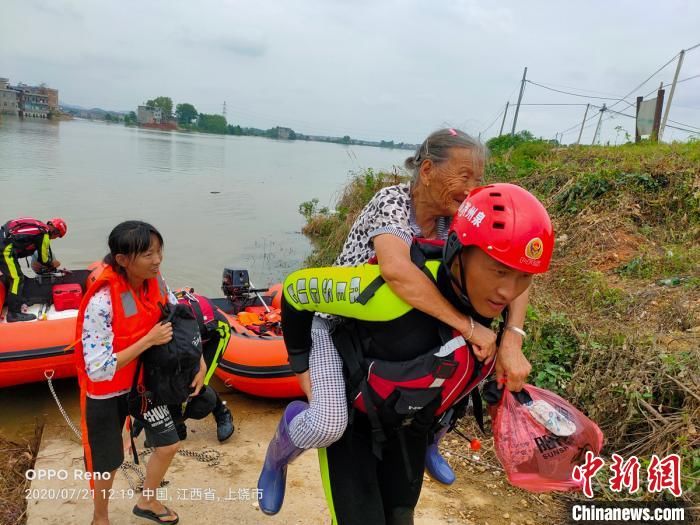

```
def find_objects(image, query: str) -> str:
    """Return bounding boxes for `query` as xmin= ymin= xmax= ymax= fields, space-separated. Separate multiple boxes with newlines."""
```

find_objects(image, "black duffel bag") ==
xmin=140 ymin=302 xmax=204 ymax=405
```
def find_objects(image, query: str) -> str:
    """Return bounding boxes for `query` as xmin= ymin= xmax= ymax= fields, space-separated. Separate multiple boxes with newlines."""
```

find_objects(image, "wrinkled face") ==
xmin=116 ymin=234 xmax=163 ymax=282
xmin=421 ymin=147 xmax=485 ymax=216
xmin=451 ymin=247 xmax=533 ymax=318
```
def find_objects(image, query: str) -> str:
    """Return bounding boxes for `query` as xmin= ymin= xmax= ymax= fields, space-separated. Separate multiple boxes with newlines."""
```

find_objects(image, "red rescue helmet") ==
xmin=443 ymin=183 xmax=554 ymax=274
xmin=47 ymin=217 xmax=68 ymax=238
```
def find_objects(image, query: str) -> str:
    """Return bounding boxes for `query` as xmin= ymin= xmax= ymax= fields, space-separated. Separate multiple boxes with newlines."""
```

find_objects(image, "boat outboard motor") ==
xmin=222 ymin=268 xmax=273 ymax=313
xmin=222 ymin=268 xmax=252 ymax=302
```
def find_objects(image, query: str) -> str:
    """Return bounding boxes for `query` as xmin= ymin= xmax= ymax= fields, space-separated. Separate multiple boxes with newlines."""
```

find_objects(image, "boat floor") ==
xmin=0 ymin=304 xmax=78 ymax=324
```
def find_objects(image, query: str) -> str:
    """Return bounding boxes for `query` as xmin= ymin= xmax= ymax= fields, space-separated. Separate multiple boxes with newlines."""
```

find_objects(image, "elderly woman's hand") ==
xmin=495 ymin=330 xmax=531 ymax=392
xmin=462 ymin=317 xmax=497 ymax=363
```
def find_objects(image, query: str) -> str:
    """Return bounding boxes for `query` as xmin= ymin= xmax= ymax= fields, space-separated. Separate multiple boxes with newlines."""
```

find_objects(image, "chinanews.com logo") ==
xmin=566 ymin=452 xmax=692 ymax=523
xmin=568 ymin=502 xmax=690 ymax=523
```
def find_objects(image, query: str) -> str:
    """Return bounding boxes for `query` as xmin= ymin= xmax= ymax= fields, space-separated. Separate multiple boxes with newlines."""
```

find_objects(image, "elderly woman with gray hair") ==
xmin=257 ymin=128 xmax=533 ymax=516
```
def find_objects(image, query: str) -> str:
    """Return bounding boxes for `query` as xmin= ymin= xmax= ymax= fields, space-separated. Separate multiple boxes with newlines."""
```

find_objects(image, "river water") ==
xmin=0 ymin=116 xmax=407 ymax=440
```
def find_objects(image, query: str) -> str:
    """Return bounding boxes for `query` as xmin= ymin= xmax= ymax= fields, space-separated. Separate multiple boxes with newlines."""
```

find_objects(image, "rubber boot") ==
xmin=7 ymin=311 xmax=36 ymax=322
xmin=212 ymin=403 xmax=234 ymax=442
xmin=425 ymin=428 xmax=455 ymax=485
xmin=257 ymin=400 xmax=308 ymax=515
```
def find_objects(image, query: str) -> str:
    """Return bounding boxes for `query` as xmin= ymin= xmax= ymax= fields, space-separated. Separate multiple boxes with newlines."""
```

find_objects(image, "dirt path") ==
xmin=26 ymin=390 xmax=559 ymax=525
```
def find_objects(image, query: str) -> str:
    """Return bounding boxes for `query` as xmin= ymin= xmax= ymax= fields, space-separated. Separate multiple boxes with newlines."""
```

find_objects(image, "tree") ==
xmin=198 ymin=113 xmax=228 ymax=134
xmin=123 ymin=111 xmax=137 ymax=126
xmin=176 ymin=103 xmax=198 ymax=125
xmin=341 ymin=135 xmax=351 ymax=145
xmin=146 ymin=96 xmax=173 ymax=118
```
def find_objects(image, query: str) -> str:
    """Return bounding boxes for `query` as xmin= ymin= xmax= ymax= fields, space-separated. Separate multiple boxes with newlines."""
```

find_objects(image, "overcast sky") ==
xmin=2 ymin=0 xmax=699 ymax=144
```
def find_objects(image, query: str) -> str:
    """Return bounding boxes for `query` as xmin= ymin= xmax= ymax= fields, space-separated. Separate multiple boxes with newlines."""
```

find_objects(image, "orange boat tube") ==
xmin=211 ymin=284 xmax=303 ymax=399
xmin=2 ymin=267 xmax=302 ymax=399
xmin=0 ymin=264 xmax=102 ymax=388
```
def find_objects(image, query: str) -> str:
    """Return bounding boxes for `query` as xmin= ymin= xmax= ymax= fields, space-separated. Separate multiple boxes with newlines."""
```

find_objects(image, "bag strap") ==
xmin=356 ymin=275 xmax=385 ymax=305
xmin=332 ymin=322 xmax=364 ymax=397
xmin=129 ymin=358 xmax=144 ymax=465
xmin=188 ymin=299 xmax=207 ymax=334
xmin=159 ymin=302 xmax=177 ymax=324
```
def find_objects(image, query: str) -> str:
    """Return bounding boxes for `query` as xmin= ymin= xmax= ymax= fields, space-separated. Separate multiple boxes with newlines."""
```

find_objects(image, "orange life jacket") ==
xmin=74 ymin=265 xmax=167 ymax=396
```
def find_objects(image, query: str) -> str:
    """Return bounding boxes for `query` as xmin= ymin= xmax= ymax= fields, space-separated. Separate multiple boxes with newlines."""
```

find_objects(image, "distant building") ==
xmin=0 ymin=78 xmax=19 ymax=115
xmin=12 ymin=83 xmax=50 ymax=118
xmin=38 ymin=86 xmax=59 ymax=111
xmin=277 ymin=127 xmax=293 ymax=139
xmin=137 ymin=105 xmax=163 ymax=124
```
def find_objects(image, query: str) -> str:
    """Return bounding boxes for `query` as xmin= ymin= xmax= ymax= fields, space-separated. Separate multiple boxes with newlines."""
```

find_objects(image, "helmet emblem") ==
xmin=525 ymin=237 xmax=544 ymax=260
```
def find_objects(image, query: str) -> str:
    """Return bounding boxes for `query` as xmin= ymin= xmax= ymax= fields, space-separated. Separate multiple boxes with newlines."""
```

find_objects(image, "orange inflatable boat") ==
xmin=1 ymin=264 xmax=302 ymax=399
xmin=210 ymin=269 xmax=302 ymax=399
xmin=0 ymin=263 xmax=103 ymax=388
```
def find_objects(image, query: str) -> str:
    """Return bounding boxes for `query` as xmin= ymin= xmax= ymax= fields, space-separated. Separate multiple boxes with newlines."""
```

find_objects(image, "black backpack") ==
xmin=140 ymin=303 xmax=203 ymax=405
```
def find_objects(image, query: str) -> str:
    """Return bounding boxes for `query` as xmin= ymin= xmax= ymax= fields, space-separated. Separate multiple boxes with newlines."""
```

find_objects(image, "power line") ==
xmin=644 ymin=72 xmax=700 ymax=96
xmin=668 ymin=118 xmax=700 ymax=131
xmin=520 ymin=102 xmax=591 ymax=106
xmin=559 ymin=107 xmax=601 ymax=135
xmin=479 ymin=107 xmax=505 ymax=136
xmin=526 ymin=80 xmax=629 ymax=102
xmin=676 ymin=73 xmax=700 ymax=85
xmin=665 ymin=124 xmax=700 ymax=135
xmin=522 ymin=80 xmax=627 ymax=99
xmin=606 ymin=52 xmax=680 ymax=112
xmin=556 ymin=52 xmax=680 ymax=136
xmin=478 ymin=82 xmax=522 ymax=137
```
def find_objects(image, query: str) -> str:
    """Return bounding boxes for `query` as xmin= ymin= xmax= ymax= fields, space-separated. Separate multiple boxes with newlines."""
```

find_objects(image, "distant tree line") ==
xmin=132 ymin=95 xmax=415 ymax=149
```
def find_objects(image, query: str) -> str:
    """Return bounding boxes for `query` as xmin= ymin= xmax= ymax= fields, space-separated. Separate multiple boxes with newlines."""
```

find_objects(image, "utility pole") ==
xmin=498 ymin=102 xmax=510 ymax=136
xmin=223 ymin=101 xmax=227 ymax=119
xmin=651 ymin=87 xmax=665 ymax=142
xmin=511 ymin=67 xmax=527 ymax=136
xmin=659 ymin=49 xmax=685 ymax=141
xmin=635 ymin=96 xmax=643 ymax=143
xmin=576 ymin=103 xmax=590 ymax=145
xmin=592 ymin=104 xmax=606 ymax=145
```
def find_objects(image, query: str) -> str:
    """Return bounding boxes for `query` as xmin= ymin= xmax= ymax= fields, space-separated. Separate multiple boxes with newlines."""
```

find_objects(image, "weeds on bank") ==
xmin=615 ymin=245 xmax=700 ymax=281
xmin=0 ymin=424 xmax=42 ymax=525
xmin=300 ymin=167 xmax=406 ymax=267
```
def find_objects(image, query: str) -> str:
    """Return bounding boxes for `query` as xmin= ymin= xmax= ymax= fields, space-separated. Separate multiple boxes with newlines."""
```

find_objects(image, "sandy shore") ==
xmin=26 ymin=390 xmax=552 ymax=525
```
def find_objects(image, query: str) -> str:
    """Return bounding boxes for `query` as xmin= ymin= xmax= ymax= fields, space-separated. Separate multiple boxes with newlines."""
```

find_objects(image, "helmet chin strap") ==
xmin=447 ymin=249 xmax=473 ymax=310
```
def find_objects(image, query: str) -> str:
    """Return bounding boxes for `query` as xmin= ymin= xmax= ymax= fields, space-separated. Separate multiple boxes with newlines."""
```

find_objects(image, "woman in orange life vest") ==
xmin=76 ymin=221 xmax=205 ymax=525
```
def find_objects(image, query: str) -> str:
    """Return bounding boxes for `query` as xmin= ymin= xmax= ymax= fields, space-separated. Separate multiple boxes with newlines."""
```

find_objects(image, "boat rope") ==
xmin=44 ymin=370 xmax=81 ymax=439
xmin=44 ymin=370 xmax=222 ymax=491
